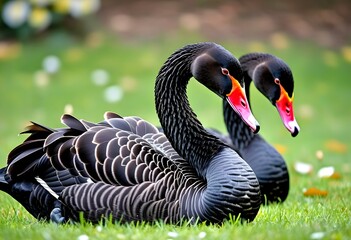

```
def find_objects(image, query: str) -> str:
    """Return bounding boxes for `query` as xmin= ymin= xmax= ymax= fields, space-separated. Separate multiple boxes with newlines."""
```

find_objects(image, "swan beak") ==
xmin=226 ymin=76 xmax=260 ymax=133
xmin=275 ymin=84 xmax=300 ymax=137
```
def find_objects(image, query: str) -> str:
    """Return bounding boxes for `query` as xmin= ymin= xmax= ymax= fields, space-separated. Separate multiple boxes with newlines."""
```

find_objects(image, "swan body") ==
xmin=0 ymin=43 xmax=261 ymax=224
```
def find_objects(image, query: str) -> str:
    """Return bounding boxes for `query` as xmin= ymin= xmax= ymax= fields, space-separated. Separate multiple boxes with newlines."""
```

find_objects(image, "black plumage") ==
xmin=0 ymin=42 xmax=261 ymax=224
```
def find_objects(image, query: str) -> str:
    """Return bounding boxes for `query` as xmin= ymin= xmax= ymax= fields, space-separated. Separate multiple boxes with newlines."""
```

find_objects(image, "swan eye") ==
xmin=221 ymin=68 xmax=229 ymax=75
xmin=274 ymin=78 xmax=280 ymax=85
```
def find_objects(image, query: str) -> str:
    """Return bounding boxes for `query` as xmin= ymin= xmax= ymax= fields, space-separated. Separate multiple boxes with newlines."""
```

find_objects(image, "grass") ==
xmin=0 ymin=29 xmax=350 ymax=239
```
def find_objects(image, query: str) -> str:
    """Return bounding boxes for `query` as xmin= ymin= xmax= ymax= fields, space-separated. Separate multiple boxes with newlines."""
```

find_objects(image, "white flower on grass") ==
xmin=77 ymin=234 xmax=89 ymax=240
xmin=1 ymin=0 xmax=30 ymax=28
xmin=70 ymin=0 xmax=100 ymax=18
xmin=91 ymin=69 xmax=109 ymax=86
xmin=28 ymin=7 xmax=52 ymax=30
xmin=42 ymin=55 xmax=61 ymax=74
xmin=317 ymin=166 xmax=335 ymax=178
xmin=198 ymin=231 xmax=207 ymax=239
xmin=294 ymin=162 xmax=313 ymax=175
xmin=167 ymin=231 xmax=179 ymax=238
xmin=104 ymin=85 xmax=123 ymax=103
xmin=310 ymin=232 xmax=325 ymax=240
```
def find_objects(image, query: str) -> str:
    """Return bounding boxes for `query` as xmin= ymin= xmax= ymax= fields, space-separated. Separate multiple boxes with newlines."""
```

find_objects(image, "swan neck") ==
xmin=155 ymin=43 xmax=225 ymax=176
xmin=155 ymin=44 xmax=261 ymax=222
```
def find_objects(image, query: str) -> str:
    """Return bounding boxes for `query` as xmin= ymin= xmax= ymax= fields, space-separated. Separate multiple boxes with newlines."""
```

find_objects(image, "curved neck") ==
xmin=223 ymin=53 xmax=272 ymax=149
xmin=155 ymin=44 xmax=260 ymax=222
xmin=155 ymin=43 xmax=225 ymax=177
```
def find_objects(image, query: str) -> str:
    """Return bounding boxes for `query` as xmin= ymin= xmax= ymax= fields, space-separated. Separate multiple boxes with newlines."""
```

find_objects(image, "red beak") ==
xmin=276 ymin=83 xmax=300 ymax=137
xmin=226 ymin=75 xmax=260 ymax=133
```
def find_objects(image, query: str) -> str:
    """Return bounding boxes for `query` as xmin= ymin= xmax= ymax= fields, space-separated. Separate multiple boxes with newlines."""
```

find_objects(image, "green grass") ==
xmin=0 ymin=30 xmax=350 ymax=239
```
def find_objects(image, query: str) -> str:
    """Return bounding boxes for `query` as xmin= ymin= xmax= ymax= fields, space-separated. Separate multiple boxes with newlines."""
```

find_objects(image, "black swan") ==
xmin=0 ymin=42 xmax=262 ymax=224
xmin=208 ymin=53 xmax=300 ymax=204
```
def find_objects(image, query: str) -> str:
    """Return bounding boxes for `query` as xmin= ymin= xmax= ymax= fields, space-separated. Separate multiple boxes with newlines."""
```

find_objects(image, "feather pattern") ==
xmin=0 ymin=42 xmax=261 ymax=224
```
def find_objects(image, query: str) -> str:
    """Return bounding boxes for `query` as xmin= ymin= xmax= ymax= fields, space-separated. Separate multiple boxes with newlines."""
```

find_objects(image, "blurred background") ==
xmin=0 ymin=0 xmax=350 ymax=191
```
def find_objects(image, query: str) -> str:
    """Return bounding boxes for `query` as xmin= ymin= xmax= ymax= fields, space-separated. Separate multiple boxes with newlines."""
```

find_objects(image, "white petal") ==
xmin=318 ymin=166 xmax=335 ymax=178
xmin=104 ymin=85 xmax=123 ymax=103
xmin=294 ymin=162 xmax=313 ymax=174
xmin=43 ymin=55 xmax=61 ymax=74
xmin=167 ymin=232 xmax=179 ymax=238
xmin=310 ymin=232 xmax=325 ymax=240
xmin=198 ymin=232 xmax=207 ymax=239
xmin=77 ymin=234 xmax=89 ymax=240
xmin=91 ymin=69 xmax=109 ymax=86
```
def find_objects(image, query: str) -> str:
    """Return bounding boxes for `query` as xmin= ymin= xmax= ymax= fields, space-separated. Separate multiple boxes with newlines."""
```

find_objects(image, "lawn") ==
xmin=0 ymin=30 xmax=350 ymax=239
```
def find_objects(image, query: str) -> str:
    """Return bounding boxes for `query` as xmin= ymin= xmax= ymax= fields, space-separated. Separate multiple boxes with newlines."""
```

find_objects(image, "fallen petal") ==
xmin=303 ymin=187 xmax=328 ymax=197
xmin=43 ymin=55 xmax=61 ymax=74
xmin=91 ymin=69 xmax=109 ymax=86
xmin=168 ymin=232 xmax=179 ymax=238
xmin=310 ymin=232 xmax=325 ymax=240
xmin=318 ymin=166 xmax=341 ymax=179
xmin=315 ymin=150 xmax=324 ymax=160
xmin=294 ymin=162 xmax=313 ymax=174
xmin=104 ymin=85 xmax=123 ymax=103
xmin=77 ymin=234 xmax=89 ymax=240
xmin=318 ymin=166 xmax=334 ymax=178
xmin=198 ymin=231 xmax=207 ymax=239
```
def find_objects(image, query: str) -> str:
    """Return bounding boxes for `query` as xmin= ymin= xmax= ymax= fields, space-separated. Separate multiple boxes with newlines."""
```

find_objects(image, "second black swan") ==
xmin=209 ymin=53 xmax=300 ymax=204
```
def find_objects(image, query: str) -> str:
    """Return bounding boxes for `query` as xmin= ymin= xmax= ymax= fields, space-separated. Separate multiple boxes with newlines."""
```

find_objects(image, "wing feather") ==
xmin=61 ymin=114 xmax=88 ymax=132
xmin=5 ymin=112 xmax=197 ymax=224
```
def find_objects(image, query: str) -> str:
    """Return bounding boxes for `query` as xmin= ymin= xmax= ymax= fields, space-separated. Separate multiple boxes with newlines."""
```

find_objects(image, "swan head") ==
xmin=251 ymin=55 xmax=300 ymax=137
xmin=191 ymin=45 xmax=260 ymax=134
